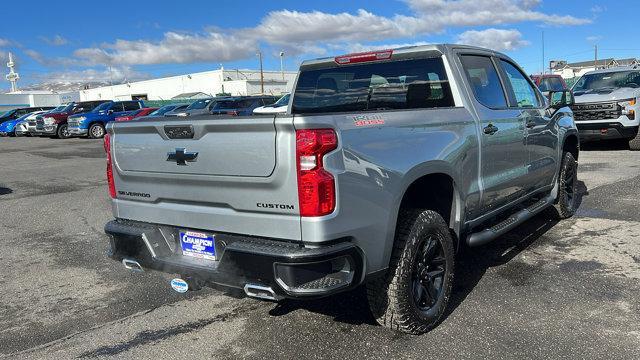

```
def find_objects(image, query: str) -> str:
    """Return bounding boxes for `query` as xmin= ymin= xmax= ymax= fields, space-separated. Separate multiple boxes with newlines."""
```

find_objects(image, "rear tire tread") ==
xmin=367 ymin=209 xmax=454 ymax=334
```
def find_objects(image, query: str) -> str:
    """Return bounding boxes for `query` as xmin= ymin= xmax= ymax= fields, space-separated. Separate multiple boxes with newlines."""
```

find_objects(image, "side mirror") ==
xmin=547 ymin=90 xmax=574 ymax=110
xmin=107 ymin=109 xmax=114 ymax=114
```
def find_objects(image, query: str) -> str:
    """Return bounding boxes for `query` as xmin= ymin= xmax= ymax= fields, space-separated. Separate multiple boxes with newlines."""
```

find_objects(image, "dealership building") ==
xmin=78 ymin=68 xmax=298 ymax=102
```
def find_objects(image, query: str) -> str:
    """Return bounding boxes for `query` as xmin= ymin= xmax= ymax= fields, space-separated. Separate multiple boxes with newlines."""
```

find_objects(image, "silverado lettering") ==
xmin=117 ymin=191 xmax=151 ymax=198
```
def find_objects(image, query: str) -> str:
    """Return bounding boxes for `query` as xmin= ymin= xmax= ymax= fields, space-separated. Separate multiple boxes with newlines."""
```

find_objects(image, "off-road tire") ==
xmin=366 ymin=209 xmax=455 ymax=334
xmin=88 ymin=123 xmax=105 ymax=139
xmin=547 ymin=151 xmax=578 ymax=219
xmin=628 ymin=131 xmax=640 ymax=150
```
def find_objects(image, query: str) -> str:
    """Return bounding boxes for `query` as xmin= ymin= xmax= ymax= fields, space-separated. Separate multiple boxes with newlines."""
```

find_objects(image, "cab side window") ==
xmin=499 ymin=60 xmax=541 ymax=108
xmin=459 ymin=55 xmax=508 ymax=109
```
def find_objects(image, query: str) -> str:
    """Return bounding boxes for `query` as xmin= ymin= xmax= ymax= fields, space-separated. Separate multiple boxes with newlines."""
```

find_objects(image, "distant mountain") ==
xmin=18 ymin=80 xmax=114 ymax=93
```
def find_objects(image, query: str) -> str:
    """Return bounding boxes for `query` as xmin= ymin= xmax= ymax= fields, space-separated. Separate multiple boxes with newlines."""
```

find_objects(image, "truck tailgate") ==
xmin=108 ymin=115 xmax=301 ymax=240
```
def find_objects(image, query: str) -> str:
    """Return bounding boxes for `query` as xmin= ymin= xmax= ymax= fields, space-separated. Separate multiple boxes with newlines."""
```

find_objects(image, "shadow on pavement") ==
xmin=0 ymin=187 xmax=12 ymax=196
xmin=581 ymin=139 xmax=630 ymax=151
xmin=268 ymin=180 xmax=589 ymax=330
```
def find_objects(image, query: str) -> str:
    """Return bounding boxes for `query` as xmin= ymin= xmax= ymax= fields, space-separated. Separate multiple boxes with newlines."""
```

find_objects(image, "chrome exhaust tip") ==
xmin=243 ymin=284 xmax=280 ymax=301
xmin=122 ymin=258 xmax=144 ymax=272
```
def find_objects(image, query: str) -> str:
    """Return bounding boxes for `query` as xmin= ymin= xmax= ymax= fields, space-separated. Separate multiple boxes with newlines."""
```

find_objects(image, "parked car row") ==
xmin=0 ymin=93 xmax=289 ymax=139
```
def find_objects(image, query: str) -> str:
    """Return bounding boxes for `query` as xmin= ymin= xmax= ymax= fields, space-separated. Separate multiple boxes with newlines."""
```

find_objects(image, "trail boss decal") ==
xmin=349 ymin=114 xmax=385 ymax=127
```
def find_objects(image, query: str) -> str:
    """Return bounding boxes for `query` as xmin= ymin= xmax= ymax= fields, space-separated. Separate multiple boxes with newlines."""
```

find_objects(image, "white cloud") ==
xmin=34 ymin=66 xmax=148 ymax=84
xmin=75 ymin=31 xmax=257 ymax=65
xmin=25 ymin=48 xmax=88 ymax=67
xmin=456 ymin=28 xmax=531 ymax=51
xmin=0 ymin=38 xmax=10 ymax=47
xmin=24 ymin=49 xmax=44 ymax=63
xmin=586 ymin=35 xmax=603 ymax=42
xmin=72 ymin=1 xmax=587 ymax=66
xmin=405 ymin=0 xmax=590 ymax=27
xmin=40 ymin=35 xmax=68 ymax=46
xmin=250 ymin=10 xmax=409 ymax=44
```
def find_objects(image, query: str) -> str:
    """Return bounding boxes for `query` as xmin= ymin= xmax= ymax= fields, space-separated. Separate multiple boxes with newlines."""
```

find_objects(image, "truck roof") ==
xmin=583 ymin=66 xmax=640 ymax=75
xmin=300 ymin=44 xmax=507 ymax=69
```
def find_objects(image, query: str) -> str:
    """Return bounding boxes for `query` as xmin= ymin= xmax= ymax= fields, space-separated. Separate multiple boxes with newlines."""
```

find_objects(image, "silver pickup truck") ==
xmin=104 ymin=44 xmax=579 ymax=334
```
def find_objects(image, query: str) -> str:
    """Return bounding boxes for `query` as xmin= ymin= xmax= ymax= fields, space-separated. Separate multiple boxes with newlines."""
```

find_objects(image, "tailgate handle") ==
xmin=164 ymin=125 xmax=194 ymax=139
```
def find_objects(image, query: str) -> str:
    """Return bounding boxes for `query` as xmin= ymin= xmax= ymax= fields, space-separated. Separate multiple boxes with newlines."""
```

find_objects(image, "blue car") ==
xmin=67 ymin=100 xmax=144 ymax=138
xmin=0 ymin=111 xmax=47 ymax=136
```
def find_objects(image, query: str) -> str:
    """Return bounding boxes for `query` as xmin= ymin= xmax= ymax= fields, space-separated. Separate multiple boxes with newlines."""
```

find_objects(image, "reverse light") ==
xmin=296 ymin=129 xmax=338 ymax=217
xmin=334 ymin=49 xmax=393 ymax=65
xmin=104 ymin=133 xmax=116 ymax=198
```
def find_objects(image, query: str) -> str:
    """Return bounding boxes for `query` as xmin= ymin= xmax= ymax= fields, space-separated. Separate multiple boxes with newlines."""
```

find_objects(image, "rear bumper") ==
xmin=576 ymin=122 xmax=638 ymax=141
xmin=104 ymin=219 xmax=365 ymax=299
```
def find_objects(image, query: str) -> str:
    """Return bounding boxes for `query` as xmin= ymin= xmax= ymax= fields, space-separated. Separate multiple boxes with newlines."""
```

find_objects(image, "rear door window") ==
xmin=292 ymin=58 xmax=455 ymax=114
xmin=459 ymin=55 xmax=508 ymax=109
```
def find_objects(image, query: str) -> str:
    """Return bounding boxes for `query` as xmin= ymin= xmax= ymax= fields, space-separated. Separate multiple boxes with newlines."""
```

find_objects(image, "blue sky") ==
xmin=0 ymin=0 xmax=635 ymax=89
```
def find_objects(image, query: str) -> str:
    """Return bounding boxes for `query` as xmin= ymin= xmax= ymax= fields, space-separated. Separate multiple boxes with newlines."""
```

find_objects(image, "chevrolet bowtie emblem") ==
xmin=167 ymin=148 xmax=198 ymax=165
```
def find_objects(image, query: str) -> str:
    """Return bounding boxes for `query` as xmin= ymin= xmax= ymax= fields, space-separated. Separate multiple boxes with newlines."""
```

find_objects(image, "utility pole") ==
xmin=279 ymin=51 xmax=285 ymax=81
xmin=257 ymin=51 xmax=264 ymax=94
xmin=541 ymin=31 xmax=545 ymax=75
xmin=594 ymin=44 xmax=598 ymax=70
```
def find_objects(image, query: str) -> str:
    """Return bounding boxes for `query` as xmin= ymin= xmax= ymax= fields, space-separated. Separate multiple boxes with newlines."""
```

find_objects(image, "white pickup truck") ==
xmin=571 ymin=66 xmax=640 ymax=149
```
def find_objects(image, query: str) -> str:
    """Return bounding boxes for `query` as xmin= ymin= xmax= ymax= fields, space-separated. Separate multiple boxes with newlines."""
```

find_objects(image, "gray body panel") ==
xmin=108 ymin=44 xmax=577 ymax=275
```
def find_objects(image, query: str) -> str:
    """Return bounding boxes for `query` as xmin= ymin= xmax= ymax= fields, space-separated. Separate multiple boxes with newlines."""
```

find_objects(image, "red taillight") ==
xmin=104 ymin=134 xmax=116 ymax=198
xmin=334 ymin=49 xmax=393 ymax=65
xmin=296 ymin=129 xmax=337 ymax=217
xmin=227 ymin=110 xmax=239 ymax=116
xmin=115 ymin=116 xmax=132 ymax=122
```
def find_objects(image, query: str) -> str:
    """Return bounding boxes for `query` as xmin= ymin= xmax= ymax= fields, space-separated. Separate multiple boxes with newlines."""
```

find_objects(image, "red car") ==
xmin=115 ymin=107 xmax=159 ymax=122
xmin=530 ymin=74 xmax=569 ymax=94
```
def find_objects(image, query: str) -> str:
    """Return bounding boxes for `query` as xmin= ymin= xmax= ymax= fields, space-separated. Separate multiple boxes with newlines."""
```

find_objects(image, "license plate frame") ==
xmin=179 ymin=230 xmax=216 ymax=261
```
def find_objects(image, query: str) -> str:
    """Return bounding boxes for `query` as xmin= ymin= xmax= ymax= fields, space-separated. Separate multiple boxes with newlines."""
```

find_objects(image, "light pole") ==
xmin=257 ymin=50 xmax=264 ymax=94
xmin=279 ymin=51 xmax=285 ymax=81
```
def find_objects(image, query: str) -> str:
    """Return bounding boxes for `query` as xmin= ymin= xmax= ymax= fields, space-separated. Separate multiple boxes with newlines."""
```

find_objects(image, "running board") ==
xmin=466 ymin=193 xmax=555 ymax=247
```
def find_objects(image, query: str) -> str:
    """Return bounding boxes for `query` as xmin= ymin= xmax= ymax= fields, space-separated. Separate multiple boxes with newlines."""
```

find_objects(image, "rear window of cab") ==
xmin=292 ymin=58 xmax=455 ymax=114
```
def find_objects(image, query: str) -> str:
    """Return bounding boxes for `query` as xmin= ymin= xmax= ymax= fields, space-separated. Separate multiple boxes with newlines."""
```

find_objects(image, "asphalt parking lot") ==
xmin=0 ymin=137 xmax=638 ymax=359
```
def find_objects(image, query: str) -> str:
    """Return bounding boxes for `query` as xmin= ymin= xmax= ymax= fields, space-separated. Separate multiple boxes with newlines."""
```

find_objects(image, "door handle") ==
xmin=483 ymin=124 xmax=499 ymax=135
